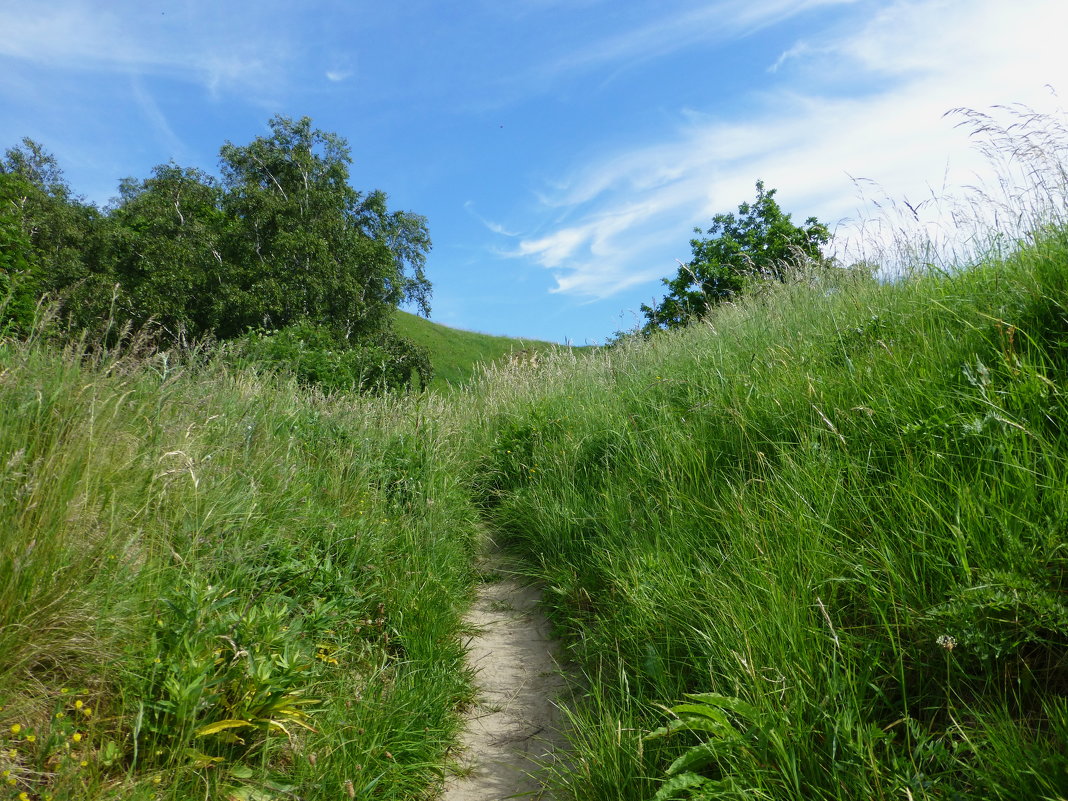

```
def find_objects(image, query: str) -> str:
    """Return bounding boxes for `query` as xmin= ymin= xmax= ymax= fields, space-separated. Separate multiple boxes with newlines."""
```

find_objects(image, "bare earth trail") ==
xmin=442 ymin=544 xmax=571 ymax=801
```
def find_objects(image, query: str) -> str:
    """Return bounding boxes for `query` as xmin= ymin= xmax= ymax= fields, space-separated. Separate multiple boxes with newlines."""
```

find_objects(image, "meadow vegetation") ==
xmin=391 ymin=309 xmax=566 ymax=391
xmin=469 ymin=245 xmax=1068 ymax=799
xmin=0 ymin=331 xmax=480 ymax=800
xmin=2 ymin=107 xmax=1067 ymax=799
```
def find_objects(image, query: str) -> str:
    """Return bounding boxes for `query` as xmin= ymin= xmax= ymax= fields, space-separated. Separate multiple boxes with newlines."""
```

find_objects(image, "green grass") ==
xmin=465 ymin=244 xmax=1068 ymax=800
xmin=0 ymin=334 xmax=481 ymax=800
xmin=392 ymin=309 xmax=577 ymax=390
xmin=4 ymin=109 xmax=1068 ymax=801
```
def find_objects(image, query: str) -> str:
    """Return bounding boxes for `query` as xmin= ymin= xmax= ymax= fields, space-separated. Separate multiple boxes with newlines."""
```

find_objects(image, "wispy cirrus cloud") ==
xmin=464 ymin=201 xmax=522 ymax=238
xmin=130 ymin=76 xmax=190 ymax=161
xmin=0 ymin=0 xmax=290 ymax=97
xmin=510 ymin=0 xmax=1068 ymax=299
xmin=532 ymin=0 xmax=860 ymax=80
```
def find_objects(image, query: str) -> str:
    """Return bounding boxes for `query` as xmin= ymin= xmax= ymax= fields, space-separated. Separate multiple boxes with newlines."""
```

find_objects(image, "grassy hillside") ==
xmin=393 ymin=309 xmax=572 ymax=390
xmin=3 ymin=237 xmax=1067 ymax=800
xmin=0 ymin=340 xmax=482 ymax=800
xmin=465 ymin=243 xmax=1068 ymax=800
xmin=3 ymin=116 xmax=1068 ymax=800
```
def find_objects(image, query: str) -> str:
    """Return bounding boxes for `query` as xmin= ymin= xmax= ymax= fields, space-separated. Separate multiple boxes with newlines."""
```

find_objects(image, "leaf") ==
xmin=645 ymin=713 xmax=738 ymax=741
xmin=264 ymin=719 xmax=291 ymax=738
xmin=682 ymin=693 xmax=759 ymax=721
xmin=225 ymin=786 xmax=282 ymax=801
xmin=669 ymin=703 xmax=732 ymax=721
xmin=183 ymin=748 xmax=226 ymax=766
xmin=666 ymin=742 xmax=735 ymax=776
xmin=646 ymin=718 xmax=697 ymax=740
xmin=651 ymin=772 xmax=709 ymax=801
xmin=195 ymin=718 xmax=254 ymax=737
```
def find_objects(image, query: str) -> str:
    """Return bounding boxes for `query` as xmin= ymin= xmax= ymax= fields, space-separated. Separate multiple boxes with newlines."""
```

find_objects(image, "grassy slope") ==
xmin=0 ymin=342 xmax=480 ymax=800
xmin=393 ymin=309 xmax=571 ymax=390
xmin=465 ymin=241 xmax=1068 ymax=800
xmin=3 ymin=243 xmax=1067 ymax=801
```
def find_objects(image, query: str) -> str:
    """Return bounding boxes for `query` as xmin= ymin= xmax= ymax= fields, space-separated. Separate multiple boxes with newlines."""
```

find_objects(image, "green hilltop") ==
xmin=392 ymin=308 xmax=581 ymax=390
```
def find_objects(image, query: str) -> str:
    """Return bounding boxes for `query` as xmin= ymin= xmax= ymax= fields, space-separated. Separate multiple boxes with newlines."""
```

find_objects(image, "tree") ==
xmin=1 ymin=119 xmax=435 ymax=391
xmin=102 ymin=164 xmax=225 ymax=340
xmin=1 ymin=139 xmax=101 ymax=296
xmin=0 ymin=171 xmax=39 ymax=333
xmin=217 ymin=115 xmax=431 ymax=340
xmin=642 ymin=180 xmax=830 ymax=331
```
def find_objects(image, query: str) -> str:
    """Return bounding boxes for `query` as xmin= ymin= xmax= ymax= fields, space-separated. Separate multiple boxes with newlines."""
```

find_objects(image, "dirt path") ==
xmin=442 ymin=547 xmax=570 ymax=800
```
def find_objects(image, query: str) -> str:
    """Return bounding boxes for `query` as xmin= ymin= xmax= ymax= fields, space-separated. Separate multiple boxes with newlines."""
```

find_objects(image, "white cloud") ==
xmin=130 ymin=76 xmax=188 ymax=161
xmin=513 ymin=0 xmax=1068 ymax=298
xmin=464 ymin=201 xmax=522 ymax=237
xmin=0 ymin=1 xmax=289 ymax=96
xmin=534 ymin=0 xmax=859 ymax=79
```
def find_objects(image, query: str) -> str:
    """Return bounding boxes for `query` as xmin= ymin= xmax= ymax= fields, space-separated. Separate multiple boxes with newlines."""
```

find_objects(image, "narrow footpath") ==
xmin=442 ymin=545 xmax=570 ymax=801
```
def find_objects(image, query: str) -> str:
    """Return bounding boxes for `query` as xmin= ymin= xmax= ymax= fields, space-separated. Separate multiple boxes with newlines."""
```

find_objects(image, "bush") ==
xmin=228 ymin=322 xmax=432 ymax=393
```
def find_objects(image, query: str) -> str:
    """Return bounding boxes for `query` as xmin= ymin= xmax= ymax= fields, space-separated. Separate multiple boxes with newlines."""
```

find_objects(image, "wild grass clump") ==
xmin=0 ymin=330 xmax=479 ymax=800
xmin=465 ymin=110 xmax=1068 ymax=800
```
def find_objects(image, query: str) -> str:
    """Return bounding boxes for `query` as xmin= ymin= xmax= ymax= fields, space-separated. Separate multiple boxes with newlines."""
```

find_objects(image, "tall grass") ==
xmin=464 ymin=110 xmax=1068 ymax=800
xmin=470 ymin=245 xmax=1068 ymax=800
xmin=4 ymin=105 xmax=1068 ymax=801
xmin=0 ymin=332 xmax=480 ymax=800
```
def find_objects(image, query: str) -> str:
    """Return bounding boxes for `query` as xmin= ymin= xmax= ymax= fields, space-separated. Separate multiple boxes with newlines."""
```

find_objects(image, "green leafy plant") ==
xmin=644 ymin=693 xmax=773 ymax=801
xmin=138 ymin=579 xmax=320 ymax=768
xmin=230 ymin=322 xmax=431 ymax=393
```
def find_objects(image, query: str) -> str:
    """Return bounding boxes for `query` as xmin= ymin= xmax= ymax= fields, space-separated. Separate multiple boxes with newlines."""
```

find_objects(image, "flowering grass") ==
xmin=0 ymin=334 xmax=480 ymax=800
xmin=464 ymin=232 xmax=1068 ymax=799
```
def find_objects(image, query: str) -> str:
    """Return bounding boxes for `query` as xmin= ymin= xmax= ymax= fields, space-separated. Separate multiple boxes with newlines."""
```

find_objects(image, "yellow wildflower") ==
xmin=71 ymin=732 xmax=82 ymax=743
xmin=74 ymin=700 xmax=83 ymax=710
xmin=9 ymin=724 xmax=20 ymax=734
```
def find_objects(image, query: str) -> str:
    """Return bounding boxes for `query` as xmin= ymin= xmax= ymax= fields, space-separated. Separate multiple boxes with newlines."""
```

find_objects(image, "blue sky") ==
xmin=3 ymin=0 xmax=1067 ymax=343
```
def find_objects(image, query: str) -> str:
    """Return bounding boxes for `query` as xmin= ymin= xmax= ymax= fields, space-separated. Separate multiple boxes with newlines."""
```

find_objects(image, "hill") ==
xmin=4 ymin=114 xmax=1068 ymax=800
xmin=4 ymin=231 xmax=1067 ymax=801
xmin=392 ymin=309 xmax=577 ymax=390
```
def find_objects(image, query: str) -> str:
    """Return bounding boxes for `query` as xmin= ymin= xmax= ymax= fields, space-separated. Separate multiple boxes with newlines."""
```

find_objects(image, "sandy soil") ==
xmin=442 ymin=548 xmax=570 ymax=801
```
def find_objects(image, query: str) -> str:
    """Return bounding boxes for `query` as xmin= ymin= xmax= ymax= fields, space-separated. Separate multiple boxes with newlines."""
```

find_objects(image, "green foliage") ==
xmin=641 ymin=180 xmax=830 ymax=331
xmin=138 ymin=578 xmax=319 ymax=767
xmin=1 ymin=139 xmax=104 ymax=332
xmin=644 ymin=694 xmax=767 ymax=801
xmin=0 ymin=173 xmax=39 ymax=335
xmin=474 ymin=403 xmax=565 ymax=505
xmin=0 ymin=334 xmax=477 ymax=799
xmin=102 ymin=164 xmax=225 ymax=340
xmin=926 ymin=569 xmax=1068 ymax=662
xmin=468 ymin=228 xmax=1068 ymax=800
xmin=230 ymin=322 xmax=432 ymax=393
xmin=1 ymin=119 xmax=434 ymax=393
xmin=216 ymin=115 xmax=430 ymax=340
